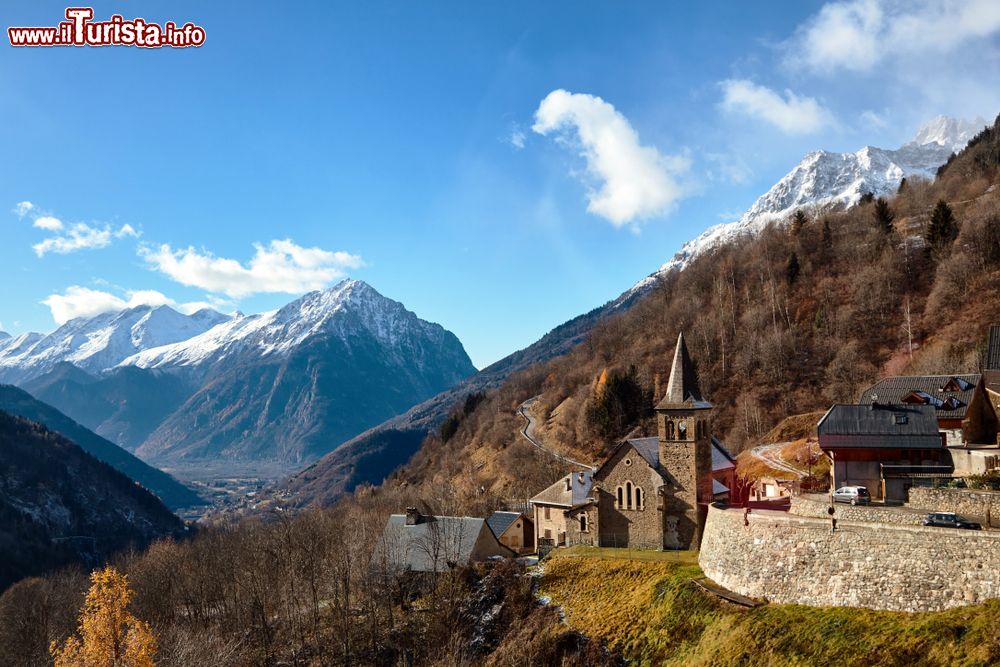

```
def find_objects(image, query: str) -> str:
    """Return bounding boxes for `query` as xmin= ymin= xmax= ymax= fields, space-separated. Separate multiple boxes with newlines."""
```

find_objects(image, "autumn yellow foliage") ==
xmin=51 ymin=566 xmax=157 ymax=667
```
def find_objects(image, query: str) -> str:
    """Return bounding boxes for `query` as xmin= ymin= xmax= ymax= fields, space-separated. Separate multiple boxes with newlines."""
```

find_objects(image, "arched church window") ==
xmin=678 ymin=420 xmax=687 ymax=440
xmin=635 ymin=486 xmax=643 ymax=510
xmin=625 ymin=481 xmax=633 ymax=509
xmin=579 ymin=514 xmax=588 ymax=532
xmin=616 ymin=486 xmax=623 ymax=508
xmin=666 ymin=420 xmax=675 ymax=439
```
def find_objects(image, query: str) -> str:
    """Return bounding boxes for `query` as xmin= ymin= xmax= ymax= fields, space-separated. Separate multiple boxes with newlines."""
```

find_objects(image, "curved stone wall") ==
xmin=790 ymin=495 xmax=925 ymax=526
xmin=699 ymin=504 xmax=1000 ymax=612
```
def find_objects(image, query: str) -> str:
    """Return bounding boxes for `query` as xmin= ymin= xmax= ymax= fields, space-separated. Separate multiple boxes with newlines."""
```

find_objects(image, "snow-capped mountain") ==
xmin=9 ymin=279 xmax=477 ymax=469
xmin=628 ymin=115 xmax=987 ymax=295
xmin=119 ymin=279 xmax=460 ymax=376
xmin=0 ymin=305 xmax=231 ymax=384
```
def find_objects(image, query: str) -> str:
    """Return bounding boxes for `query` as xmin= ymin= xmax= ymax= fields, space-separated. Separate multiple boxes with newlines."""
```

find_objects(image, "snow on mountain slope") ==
xmin=0 ymin=305 xmax=231 ymax=383
xmin=120 ymin=279 xmax=457 ymax=374
xmin=627 ymin=115 xmax=987 ymax=296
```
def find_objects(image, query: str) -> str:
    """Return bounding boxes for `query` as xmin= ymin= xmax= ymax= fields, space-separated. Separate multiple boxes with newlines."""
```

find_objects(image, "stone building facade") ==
xmin=531 ymin=332 xmax=725 ymax=551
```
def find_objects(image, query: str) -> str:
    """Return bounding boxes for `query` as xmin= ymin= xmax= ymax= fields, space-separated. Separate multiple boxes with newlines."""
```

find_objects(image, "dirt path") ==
xmin=517 ymin=397 xmax=594 ymax=470
xmin=749 ymin=442 xmax=808 ymax=478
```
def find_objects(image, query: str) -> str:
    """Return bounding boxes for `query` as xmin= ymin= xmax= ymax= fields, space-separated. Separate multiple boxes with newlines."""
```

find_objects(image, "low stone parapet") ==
xmin=790 ymin=495 xmax=925 ymax=526
xmin=908 ymin=487 xmax=1000 ymax=527
xmin=699 ymin=504 xmax=1000 ymax=612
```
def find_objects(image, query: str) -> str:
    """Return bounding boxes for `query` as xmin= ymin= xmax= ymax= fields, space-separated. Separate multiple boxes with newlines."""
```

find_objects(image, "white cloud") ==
xmin=789 ymin=0 xmax=1000 ymax=74
xmin=32 ymin=222 xmax=138 ymax=257
xmin=859 ymin=109 xmax=889 ymax=129
xmin=32 ymin=215 xmax=64 ymax=231
xmin=140 ymin=239 xmax=364 ymax=298
xmin=720 ymin=80 xmax=833 ymax=134
xmin=42 ymin=286 xmax=131 ymax=324
xmin=532 ymin=89 xmax=690 ymax=227
xmin=704 ymin=153 xmax=753 ymax=185
xmin=14 ymin=201 xmax=34 ymax=218
xmin=41 ymin=286 xmax=224 ymax=325
xmin=509 ymin=128 xmax=526 ymax=150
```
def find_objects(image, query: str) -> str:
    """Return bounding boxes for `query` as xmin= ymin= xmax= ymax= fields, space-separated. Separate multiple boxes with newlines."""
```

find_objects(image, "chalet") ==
xmin=377 ymin=508 xmax=514 ymax=573
xmin=858 ymin=374 xmax=996 ymax=446
xmin=530 ymin=333 xmax=730 ymax=551
xmin=817 ymin=403 xmax=950 ymax=503
xmin=486 ymin=511 xmax=534 ymax=555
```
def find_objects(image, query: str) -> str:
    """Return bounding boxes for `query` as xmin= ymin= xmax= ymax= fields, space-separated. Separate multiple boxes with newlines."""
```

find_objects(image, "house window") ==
xmin=616 ymin=486 xmax=624 ymax=508
xmin=635 ymin=486 xmax=643 ymax=510
xmin=625 ymin=481 xmax=633 ymax=509
xmin=544 ymin=506 xmax=551 ymax=520
xmin=544 ymin=528 xmax=552 ymax=539
xmin=579 ymin=514 xmax=588 ymax=532
xmin=565 ymin=477 xmax=572 ymax=491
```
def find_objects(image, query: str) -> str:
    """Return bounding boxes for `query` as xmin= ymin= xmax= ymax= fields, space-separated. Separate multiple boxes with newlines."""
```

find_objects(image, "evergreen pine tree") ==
xmin=873 ymin=198 xmax=895 ymax=234
xmin=925 ymin=199 xmax=958 ymax=259
xmin=790 ymin=210 xmax=807 ymax=237
xmin=785 ymin=252 xmax=800 ymax=285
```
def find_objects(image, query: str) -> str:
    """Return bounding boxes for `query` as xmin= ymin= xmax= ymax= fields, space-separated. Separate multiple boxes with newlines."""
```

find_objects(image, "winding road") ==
xmin=517 ymin=397 xmax=594 ymax=470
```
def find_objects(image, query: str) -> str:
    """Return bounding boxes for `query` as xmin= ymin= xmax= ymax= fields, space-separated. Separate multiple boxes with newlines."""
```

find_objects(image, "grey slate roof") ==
xmin=817 ymin=404 xmax=942 ymax=449
xmin=987 ymin=325 xmax=1000 ymax=370
xmin=486 ymin=511 xmax=522 ymax=538
xmin=381 ymin=514 xmax=507 ymax=573
xmin=530 ymin=470 xmax=594 ymax=507
xmin=624 ymin=435 xmax=735 ymax=473
xmin=858 ymin=374 xmax=980 ymax=420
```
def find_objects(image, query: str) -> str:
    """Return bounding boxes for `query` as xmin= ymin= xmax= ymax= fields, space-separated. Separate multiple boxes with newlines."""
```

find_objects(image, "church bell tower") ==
xmin=656 ymin=332 xmax=713 ymax=549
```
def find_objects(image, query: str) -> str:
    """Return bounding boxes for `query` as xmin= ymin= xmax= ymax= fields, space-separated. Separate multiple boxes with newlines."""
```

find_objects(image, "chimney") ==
xmin=405 ymin=507 xmax=421 ymax=525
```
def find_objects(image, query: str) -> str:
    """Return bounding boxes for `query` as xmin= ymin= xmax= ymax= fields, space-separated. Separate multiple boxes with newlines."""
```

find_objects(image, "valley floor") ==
xmin=537 ymin=546 xmax=1000 ymax=666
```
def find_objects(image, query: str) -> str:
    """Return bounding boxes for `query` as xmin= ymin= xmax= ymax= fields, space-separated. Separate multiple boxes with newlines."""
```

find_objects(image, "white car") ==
xmin=832 ymin=486 xmax=871 ymax=505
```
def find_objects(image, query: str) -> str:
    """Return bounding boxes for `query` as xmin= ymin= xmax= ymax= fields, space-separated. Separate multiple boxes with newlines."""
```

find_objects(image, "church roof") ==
xmin=656 ymin=332 xmax=711 ymax=409
xmin=624 ymin=435 xmax=735 ymax=474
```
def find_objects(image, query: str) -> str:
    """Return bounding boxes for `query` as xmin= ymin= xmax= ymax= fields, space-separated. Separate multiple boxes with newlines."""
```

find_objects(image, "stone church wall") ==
xmin=699 ymin=504 xmax=1000 ymax=612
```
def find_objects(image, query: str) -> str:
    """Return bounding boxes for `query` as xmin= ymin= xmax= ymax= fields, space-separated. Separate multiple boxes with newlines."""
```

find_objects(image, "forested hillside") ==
xmin=0 ymin=412 xmax=183 ymax=591
xmin=364 ymin=113 xmax=1000 ymax=511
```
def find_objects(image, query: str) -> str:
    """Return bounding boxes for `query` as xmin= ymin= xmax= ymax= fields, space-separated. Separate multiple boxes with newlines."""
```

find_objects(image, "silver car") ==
xmin=832 ymin=486 xmax=871 ymax=505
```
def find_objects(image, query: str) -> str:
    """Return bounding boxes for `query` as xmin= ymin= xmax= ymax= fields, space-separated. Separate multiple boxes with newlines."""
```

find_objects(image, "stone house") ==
xmin=377 ymin=508 xmax=514 ymax=573
xmin=530 ymin=470 xmax=594 ymax=548
xmin=486 ymin=511 xmax=534 ymax=554
xmin=531 ymin=333 xmax=729 ymax=551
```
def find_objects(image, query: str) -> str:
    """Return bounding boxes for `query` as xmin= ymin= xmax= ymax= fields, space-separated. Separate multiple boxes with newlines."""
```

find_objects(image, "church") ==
xmin=530 ymin=333 xmax=735 ymax=551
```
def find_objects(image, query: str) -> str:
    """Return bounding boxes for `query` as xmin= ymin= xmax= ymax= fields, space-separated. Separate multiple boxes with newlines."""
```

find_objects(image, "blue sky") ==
xmin=1 ymin=1 xmax=998 ymax=368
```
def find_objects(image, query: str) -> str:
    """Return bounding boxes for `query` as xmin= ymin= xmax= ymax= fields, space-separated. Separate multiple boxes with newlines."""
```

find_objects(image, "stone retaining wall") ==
xmin=699 ymin=504 xmax=1000 ymax=612
xmin=790 ymin=496 xmax=925 ymax=526
xmin=908 ymin=487 xmax=1000 ymax=527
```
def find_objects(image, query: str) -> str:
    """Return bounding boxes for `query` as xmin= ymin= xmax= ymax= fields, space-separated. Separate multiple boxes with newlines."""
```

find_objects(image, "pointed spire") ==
xmin=656 ymin=332 xmax=708 ymax=409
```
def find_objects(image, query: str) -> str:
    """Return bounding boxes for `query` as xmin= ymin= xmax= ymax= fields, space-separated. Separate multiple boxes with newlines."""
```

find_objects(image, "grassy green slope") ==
xmin=539 ymin=547 xmax=1000 ymax=667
